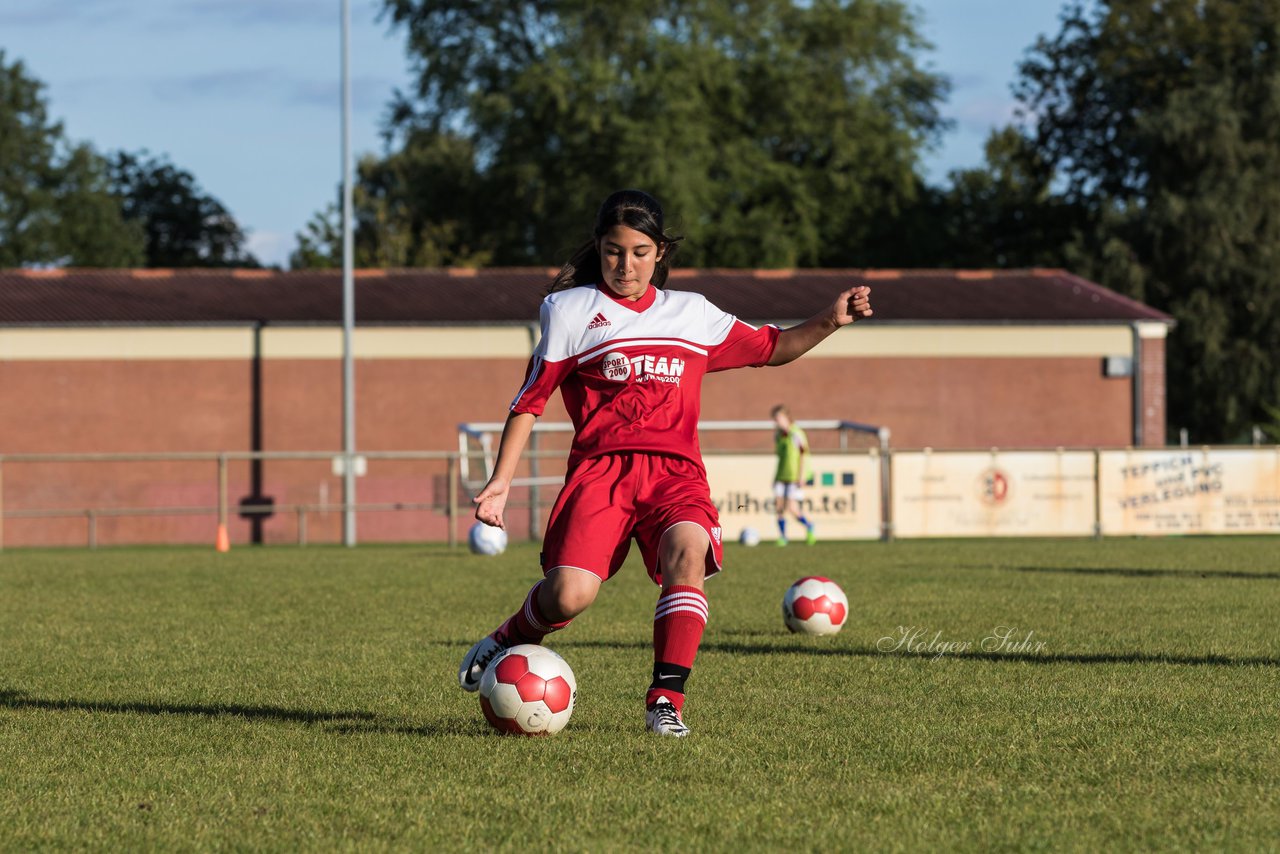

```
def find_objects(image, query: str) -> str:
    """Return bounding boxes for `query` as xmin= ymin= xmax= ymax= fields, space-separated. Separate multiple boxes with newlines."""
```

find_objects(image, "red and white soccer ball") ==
xmin=782 ymin=576 xmax=848 ymax=635
xmin=478 ymin=644 xmax=576 ymax=736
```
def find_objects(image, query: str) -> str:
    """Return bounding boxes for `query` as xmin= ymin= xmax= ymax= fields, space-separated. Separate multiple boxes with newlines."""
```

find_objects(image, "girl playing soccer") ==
xmin=459 ymin=189 xmax=873 ymax=736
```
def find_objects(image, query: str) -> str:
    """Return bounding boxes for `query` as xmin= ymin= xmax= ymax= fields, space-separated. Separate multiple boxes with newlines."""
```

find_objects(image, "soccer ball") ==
xmin=782 ymin=576 xmax=848 ymax=635
xmin=738 ymin=527 xmax=760 ymax=547
xmin=468 ymin=522 xmax=508 ymax=556
xmin=478 ymin=644 xmax=577 ymax=736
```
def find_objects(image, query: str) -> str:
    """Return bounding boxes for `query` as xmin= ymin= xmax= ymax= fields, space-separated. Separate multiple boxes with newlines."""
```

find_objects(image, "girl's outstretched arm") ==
xmin=472 ymin=410 xmax=538 ymax=529
xmin=768 ymin=286 xmax=873 ymax=366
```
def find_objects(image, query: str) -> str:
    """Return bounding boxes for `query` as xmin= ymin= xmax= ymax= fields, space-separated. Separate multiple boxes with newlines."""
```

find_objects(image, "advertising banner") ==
xmin=704 ymin=453 xmax=883 ymax=542
xmin=892 ymin=450 xmax=1097 ymax=538
xmin=1098 ymin=448 xmax=1280 ymax=535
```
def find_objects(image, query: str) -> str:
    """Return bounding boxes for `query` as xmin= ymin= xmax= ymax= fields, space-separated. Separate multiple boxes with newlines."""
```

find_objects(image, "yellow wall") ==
xmin=0 ymin=324 xmax=1132 ymax=361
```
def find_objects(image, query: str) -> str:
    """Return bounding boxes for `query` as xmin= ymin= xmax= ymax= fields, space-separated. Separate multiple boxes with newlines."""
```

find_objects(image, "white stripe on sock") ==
xmin=654 ymin=603 xmax=709 ymax=623
xmin=654 ymin=601 xmax=709 ymax=621
xmin=655 ymin=591 xmax=706 ymax=612
xmin=523 ymin=584 xmax=551 ymax=633
xmin=656 ymin=592 xmax=707 ymax=607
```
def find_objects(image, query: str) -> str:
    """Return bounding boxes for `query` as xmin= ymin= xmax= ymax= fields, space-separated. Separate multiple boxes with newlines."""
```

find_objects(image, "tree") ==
xmin=0 ymin=51 xmax=143 ymax=266
xmin=290 ymin=132 xmax=492 ymax=269
xmin=336 ymin=0 xmax=948 ymax=269
xmin=1260 ymin=402 xmax=1280 ymax=444
xmin=290 ymin=203 xmax=343 ymax=269
xmin=866 ymin=127 xmax=1081 ymax=269
xmin=954 ymin=0 xmax=1280 ymax=443
xmin=108 ymin=151 xmax=259 ymax=268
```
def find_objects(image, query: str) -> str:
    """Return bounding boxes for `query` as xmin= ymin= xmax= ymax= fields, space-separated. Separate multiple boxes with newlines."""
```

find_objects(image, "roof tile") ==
xmin=0 ymin=268 xmax=1174 ymax=326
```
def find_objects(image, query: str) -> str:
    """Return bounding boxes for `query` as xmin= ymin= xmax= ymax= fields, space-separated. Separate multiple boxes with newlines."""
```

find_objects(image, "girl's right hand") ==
xmin=473 ymin=478 xmax=511 ymax=529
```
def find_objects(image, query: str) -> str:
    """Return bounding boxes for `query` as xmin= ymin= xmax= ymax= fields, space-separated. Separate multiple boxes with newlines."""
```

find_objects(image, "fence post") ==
xmin=297 ymin=506 xmax=308 ymax=546
xmin=0 ymin=458 xmax=5 ymax=552
xmin=87 ymin=510 xmax=97 ymax=549
xmin=878 ymin=428 xmax=893 ymax=542
xmin=880 ymin=448 xmax=893 ymax=542
xmin=217 ymin=454 xmax=228 ymax=548
xmin=1093 ymin=448 xmax=1103 ymax=539
xmin=447 ymin=454 xmax=459 ymax=548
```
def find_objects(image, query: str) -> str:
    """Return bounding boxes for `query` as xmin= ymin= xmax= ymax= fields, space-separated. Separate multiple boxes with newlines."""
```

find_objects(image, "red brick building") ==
xmin=0 ymin=267 xmax=1172 ymax=547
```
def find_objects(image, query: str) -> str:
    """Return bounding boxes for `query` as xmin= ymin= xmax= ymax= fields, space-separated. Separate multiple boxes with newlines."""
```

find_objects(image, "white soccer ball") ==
xmin=782 ymin=576 xmax=849 ymax=636
xmin=468 ymin=522 xmax=508 ymax=556
xmin=738 ymin=527 xmax=761 ymax=547
xmin=478 ymin=644 xmax=577 ymax=736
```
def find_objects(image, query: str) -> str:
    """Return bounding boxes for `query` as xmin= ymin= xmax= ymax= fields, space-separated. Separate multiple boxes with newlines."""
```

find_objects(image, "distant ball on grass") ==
xmin=478 ymin=644 xmax=576 ymax=736
xmin=782 ymin=576 xmax=848 ymax=635
xmin=738 ymin=527 xmax=761 ymax=547
xmin=468 ymin=522 xmax=508 ymax=556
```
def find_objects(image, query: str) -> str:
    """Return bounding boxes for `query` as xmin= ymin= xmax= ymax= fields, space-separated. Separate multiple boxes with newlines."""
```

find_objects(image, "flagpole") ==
xmin=340 ymin=0 xmax=356 ymax=546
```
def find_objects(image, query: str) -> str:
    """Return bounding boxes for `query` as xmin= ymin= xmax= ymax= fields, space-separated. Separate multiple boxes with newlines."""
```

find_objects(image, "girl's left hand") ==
xmin=833 ymin=286 xmax=873 ymax=326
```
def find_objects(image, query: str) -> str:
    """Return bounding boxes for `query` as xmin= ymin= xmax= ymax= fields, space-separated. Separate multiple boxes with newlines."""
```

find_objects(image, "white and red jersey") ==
xmin=511 ymin=283 xmax=780 ymax=471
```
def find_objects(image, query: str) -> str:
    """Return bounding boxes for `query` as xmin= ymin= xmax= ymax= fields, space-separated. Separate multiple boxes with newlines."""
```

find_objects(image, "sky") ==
xmin=3 ymin=0 xmax=1067 ymax=268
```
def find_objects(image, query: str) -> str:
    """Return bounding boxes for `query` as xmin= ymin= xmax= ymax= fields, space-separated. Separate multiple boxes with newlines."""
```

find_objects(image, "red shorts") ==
xmin=540 ymin=453 xmax=724 ymax=586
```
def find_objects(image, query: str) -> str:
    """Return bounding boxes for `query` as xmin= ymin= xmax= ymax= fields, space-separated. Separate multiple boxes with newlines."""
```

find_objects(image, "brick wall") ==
xmin=1139 ymin=335 xmax=1167 ymax=447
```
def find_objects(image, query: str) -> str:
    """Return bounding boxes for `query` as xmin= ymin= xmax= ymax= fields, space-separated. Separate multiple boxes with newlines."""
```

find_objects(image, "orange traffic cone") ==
xmin=215 ymin=523 xmax=230 ymax=553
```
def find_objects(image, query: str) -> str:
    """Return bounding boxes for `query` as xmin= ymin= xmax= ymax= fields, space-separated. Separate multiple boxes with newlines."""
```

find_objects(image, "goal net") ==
xmin=457 ymin=419 xmax=888 ymax=493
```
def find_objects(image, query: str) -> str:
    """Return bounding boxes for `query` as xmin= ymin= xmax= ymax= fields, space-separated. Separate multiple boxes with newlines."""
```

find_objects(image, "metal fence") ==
xmin=0 ymin=421 xmax=891 ymax=551
xmin=6 ymin=444 xmax=1273 ymax=549
xmin=0 ymin=450 xmax=467 ymax=551
xmin=0 ymin=445 xmax=881 ymax=550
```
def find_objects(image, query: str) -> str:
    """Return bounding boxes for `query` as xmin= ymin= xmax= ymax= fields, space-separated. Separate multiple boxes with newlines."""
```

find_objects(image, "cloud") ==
xmin=950 ymin=97 xmax=1022 ymax=133
xmin=163 ymin=0 xmax=385 ymax=28
xmin=947 ymin=72 xmax=988 ymax=93
xmin=146 ymin=68 xmax=393 ymax=115
xmin=0 ymin=0 xmax=128 ymax=26
xmin=173 ymin=0 xmax=330 ymax=27
xmin=50 ymin=74 xmax=131 ymax=106
xmin=151 ymin=68 xmax=288 ymax=102
xmin=246 ymin=230 xmax=292 ymax=267
xmin=288 ymin=76 xmax=398 ymax=114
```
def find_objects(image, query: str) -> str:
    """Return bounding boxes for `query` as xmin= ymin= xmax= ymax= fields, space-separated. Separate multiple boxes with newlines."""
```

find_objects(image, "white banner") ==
xmin=892 ymin=450 xmax=1097 ymax=538
xmin=1098 ymin=448 xmax=1280 ymax=535
xmin=704 ymin=453 xmax=882 ymax=541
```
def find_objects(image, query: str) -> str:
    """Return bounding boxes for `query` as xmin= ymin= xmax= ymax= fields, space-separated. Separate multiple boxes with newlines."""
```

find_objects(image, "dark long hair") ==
xmin=547 ymin=189 xmax=682 ymax=293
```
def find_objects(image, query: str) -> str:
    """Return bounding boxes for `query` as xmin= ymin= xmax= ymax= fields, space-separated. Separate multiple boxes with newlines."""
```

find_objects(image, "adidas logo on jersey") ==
xmin=586 ymin=312 xmax=611 ymax=330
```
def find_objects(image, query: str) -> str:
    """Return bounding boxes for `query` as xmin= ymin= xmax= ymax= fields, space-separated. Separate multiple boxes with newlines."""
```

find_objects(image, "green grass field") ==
xmin=2 ymin=537 xmax=1278 ymax=851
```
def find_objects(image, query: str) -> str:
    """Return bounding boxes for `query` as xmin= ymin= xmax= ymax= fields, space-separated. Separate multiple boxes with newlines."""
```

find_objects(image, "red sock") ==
xmin=494 ymin=580 xmax=571 ymax=645
xmin=646 ymin=585 xmax=708 ymax=712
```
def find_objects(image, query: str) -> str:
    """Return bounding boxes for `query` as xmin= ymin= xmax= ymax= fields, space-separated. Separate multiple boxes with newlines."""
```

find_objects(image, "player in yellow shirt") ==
xmin=771 ymin=404 xmax=816 ymax=546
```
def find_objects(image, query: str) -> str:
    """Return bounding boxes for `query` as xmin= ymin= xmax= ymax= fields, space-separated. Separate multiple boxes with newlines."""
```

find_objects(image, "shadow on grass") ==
xmin=0 ymin=689 xmax=490 ymax=737
xmin=0 ymin=690 xmax=375 ymax=723
xmin=317 ymin=718 xmax=493 ymax=737
xmin=1010 ymin=566 xmax=1280 ymax=581
xmin=549 ymin=639 xmax=1280 ymax=669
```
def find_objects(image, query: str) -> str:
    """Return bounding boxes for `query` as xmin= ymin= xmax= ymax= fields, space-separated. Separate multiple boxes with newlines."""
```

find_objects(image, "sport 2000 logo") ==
xmin=601 ymin=351 xmax=632 ymax=381
xmin=600 ymin=352 xmax=685 ymax=385
xmin=977 ymin=467 xmax=1010 ymax=506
